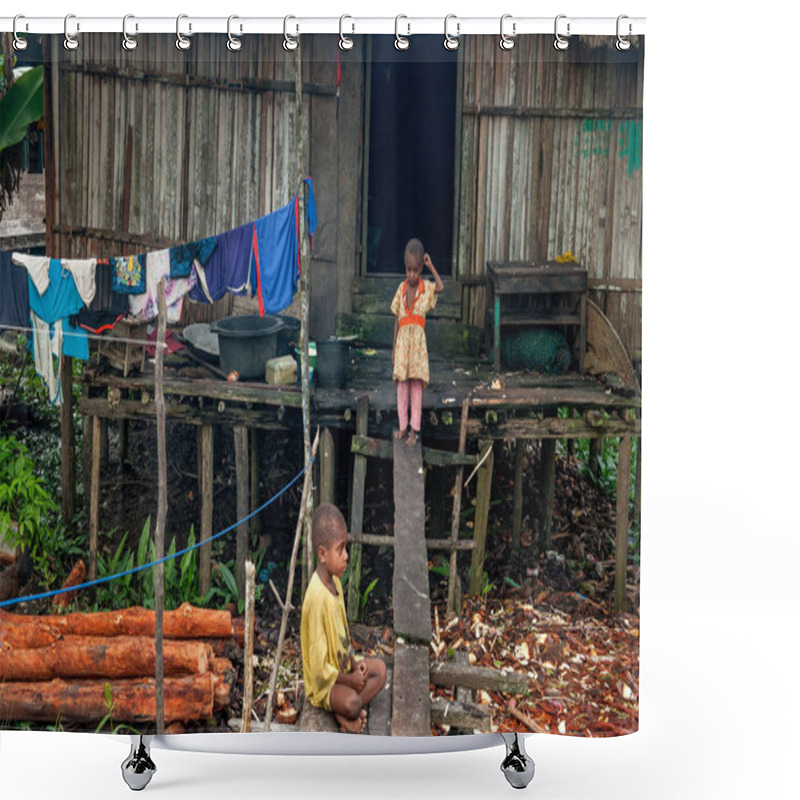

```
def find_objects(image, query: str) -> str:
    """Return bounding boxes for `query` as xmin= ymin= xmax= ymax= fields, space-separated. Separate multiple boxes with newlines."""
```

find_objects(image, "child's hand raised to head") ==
xmin=423 ymin=252 xmax=433 ymax=270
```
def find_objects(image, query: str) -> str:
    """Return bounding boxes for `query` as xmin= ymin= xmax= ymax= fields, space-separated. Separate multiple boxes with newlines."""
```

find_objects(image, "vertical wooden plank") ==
xmin=250 ymin=428 xmax=261 ymax=540
xmin=539 ymin=438 xmax=556 ymax=552
xmin=88 ymin=415 xmax=101 ymax=583
xmin=511 ymin=439 xmax=525 ymax=555
xmin=234 ymin=425 xmax=250 ymax=598
xmin=60 ymin=356 xmax=75 ymax=524
xmin=198 ymin=425 xmax=214 ymax=597
xmin=615 ymin=435 xmax=632 ymax=613
xmin=447 ymin=398 xmax=470 ymax=615
xmin=469 ymin=441 xmax=494 ymax=595
xmin=346 ymin=397 xmax=369 ymax=622
xmin=320 ymin=428 xmax=335 ymax=506
xmin=633 ymin=436 xmax=641 ymax=528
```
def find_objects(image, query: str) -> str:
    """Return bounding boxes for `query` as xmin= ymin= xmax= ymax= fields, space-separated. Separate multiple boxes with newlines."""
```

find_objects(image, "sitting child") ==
xmin=300 ymin=503 xmax=387 ymax=733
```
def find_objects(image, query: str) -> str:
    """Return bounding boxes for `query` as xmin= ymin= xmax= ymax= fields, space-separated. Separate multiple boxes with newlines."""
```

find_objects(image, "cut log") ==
xmin=0 ymin=674 xmax=215 ymax=724
xmin=210 ymin=657 xmax=235 ymax=710
xmin=0 ymin=604 xmax=233 ymax=639
xmin=0 ymin=636 xmax=209 ymax=682
xmin=52 ymin=559 xmax=86 ymax=609
xmin=429 ymin=661 xmax=528 ymax=694
xmin=430 ymin=696 xmax=491 ymax=730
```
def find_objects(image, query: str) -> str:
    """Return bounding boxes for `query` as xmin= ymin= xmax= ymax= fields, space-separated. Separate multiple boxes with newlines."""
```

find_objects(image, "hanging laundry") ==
xmin=27 ymin=259 xmax=90 ymax=406
xmin=74 ymin=261 xmax=129 ymax=334
xmin=252 ymin=179 xmax=318 ymax=316
xmin=11 ymin=252 xmax=51 ymax=296
xmin=189 ymin=222 xmax=255 ymax=304
xmin=61 ymin=258 xmax=98 ymax=306
xmin=0 ymin=252 xmax=30 ymax=330
xmin=169 ymin=236 xmax=218 ymax=279
xmin=128 ymin=249 xmax=197 ymax=323
xmin=110 ymin=254 xmax=147 ymax=294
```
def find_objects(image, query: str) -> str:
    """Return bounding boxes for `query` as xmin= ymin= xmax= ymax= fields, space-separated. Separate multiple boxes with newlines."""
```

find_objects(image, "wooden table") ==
xmin=486 ymin=261 xmax=588 ymax=372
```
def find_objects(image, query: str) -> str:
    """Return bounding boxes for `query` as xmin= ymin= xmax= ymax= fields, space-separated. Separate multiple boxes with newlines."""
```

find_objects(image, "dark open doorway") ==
xmin=364 ymin=36 xmax=458 ymax=275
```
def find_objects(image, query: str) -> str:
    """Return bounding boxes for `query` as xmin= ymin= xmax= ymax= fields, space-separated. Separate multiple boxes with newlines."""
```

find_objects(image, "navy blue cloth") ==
xmin=188 ymin=222 xmax=254 ymax=303
xmin=0 ymin=251 xmax=30 ymax=329
xmin=169 ymin=236 xmax=218 ymax=279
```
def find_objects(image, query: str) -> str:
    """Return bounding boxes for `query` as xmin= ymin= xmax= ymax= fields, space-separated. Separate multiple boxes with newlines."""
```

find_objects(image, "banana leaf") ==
xmin=0 ymin=65 xmax=44 ymax=153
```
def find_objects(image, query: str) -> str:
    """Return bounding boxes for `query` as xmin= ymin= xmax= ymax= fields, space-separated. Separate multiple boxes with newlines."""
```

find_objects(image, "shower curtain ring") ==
xmin=499 ymin=14 xmax=515 ymax=50
xmin=339 ymin=15 xmax=355 ymax=51
xmin=176 ymin=14 xmax=191 ymax=50
xmin=283 ymin=16 xmax=299 ymax=51
xmin=12 ymin=15 xmax=29 ymax=50
xmin=616 ymin=15 xmax=632 ymax=51
xmin=64 ymin=14 xmax=79 ymax=51
xmin=227 ymin=16 xmax=242 ymax=51
xmin=122 ymin=15 xmax=138 ymax=51
xmin=394 ymin=15 xmax=410 ymax=51
xmin=444 ymin=14 xmax=459 ymax=50
xmin=554 ymin=14 xmax=570 ymax=51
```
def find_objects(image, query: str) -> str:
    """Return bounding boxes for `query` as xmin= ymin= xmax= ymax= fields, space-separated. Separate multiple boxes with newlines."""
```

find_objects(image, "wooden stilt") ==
xmin=429 ymin=465 xmax=447 ymax=541
xmin=198 ymin=425 xmax=214 ymax=597
xmin=633 ymin=436 xmax=641 ymax=528
xmin=447 ymin=398 xmax=469 ymax=615
xmin=81 ymin=408 xmax=92 ymax=515
xmin=59 ymin=355 xmax=75 ymax=524
xmin=346 ymin=397 xmax=368 ymax=622
xmin=320 ymin=427 xmax=335 ymax=506
xmin=250 ymin=428 xmax=261 ymax=540
xmin=88 ymin=415 xmax=101 ymax=583
xmin=119 ymin=419 xmax=129 ymax=469
xmin=539 ymin=438 xmax=556 ymax=552
xmin=589 ymin=436 xmax=602 ymax=477
xmin=469 ymin=440 xmax=494 ymax=596
xmin=241 ymin=560 xmax=255 ymax=732
xmin=614 ymin=435 xmax=632 ymax=613
xmin=233 ymin=425 xmax=250 ymax=598
xmin=100 ymin=418 xmax=109 ymax=472
xmin=511 ymin=439 xmax=525 ymax=555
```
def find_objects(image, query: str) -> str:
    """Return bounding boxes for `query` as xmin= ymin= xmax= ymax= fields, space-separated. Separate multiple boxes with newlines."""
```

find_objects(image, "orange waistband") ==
xmin=398 ymin=314 xmax=426 ymax=329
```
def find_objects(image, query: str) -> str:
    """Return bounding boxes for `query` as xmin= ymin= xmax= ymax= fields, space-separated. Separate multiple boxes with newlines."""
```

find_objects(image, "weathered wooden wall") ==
xmin=456 ymin=35 xmax=643 ymax=358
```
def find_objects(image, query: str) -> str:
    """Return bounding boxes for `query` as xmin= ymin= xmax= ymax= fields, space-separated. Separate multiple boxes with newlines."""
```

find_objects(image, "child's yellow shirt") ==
xmin=300 ymin=572 xmax=353 ymax=710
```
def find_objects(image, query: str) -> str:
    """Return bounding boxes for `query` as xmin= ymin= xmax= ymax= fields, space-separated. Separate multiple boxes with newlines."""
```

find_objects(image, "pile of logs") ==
xmin=0 ymin=603 xmax=242 ymax=728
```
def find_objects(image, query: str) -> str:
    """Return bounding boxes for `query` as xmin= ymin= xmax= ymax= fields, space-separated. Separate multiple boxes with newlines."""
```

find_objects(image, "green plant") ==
xmin=359 ymin=577 xmax=378 ymax=620
xmin=94 ymin=682 xmax=138 ymax=735
xmin=0 ymin=436 xmax=59 ymax=580
xmin=0 ymin=65 xmax=44 ymax=154
xmin=94 ymin=532 xmax=136 ymax=610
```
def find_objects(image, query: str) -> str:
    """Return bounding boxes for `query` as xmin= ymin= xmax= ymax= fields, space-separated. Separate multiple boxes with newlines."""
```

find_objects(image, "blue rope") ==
xmin=0 ymin=456 xmax=315 ymax=610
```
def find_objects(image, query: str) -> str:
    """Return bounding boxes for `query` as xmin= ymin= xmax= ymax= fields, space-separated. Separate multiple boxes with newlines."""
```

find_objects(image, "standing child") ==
xmin=391 ymin=238 xmax=444 ymax=446
xmin=300 ymin=503 xmax=387 ymax=733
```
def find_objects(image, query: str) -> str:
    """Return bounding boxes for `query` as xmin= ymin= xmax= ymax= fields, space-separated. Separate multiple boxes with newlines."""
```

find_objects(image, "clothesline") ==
xmin=0 ymin=322 xmax=169 ymax=350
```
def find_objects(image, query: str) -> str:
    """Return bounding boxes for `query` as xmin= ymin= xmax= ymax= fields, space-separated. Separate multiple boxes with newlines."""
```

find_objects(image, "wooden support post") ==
xmin=241 ymin=560 xmax=255 ymax=733
xmin=347 ymin=397 xmax=369 ymax=622
xmin=614 ymin=435 xmax=632 ymax=613
xmin=511 ymin=439 xmax=525 ymax=555
xmin=233 ymin=425 xmax=250 ymax=598
xmin=320 ymin=427 xmax=335 ymax=506
xmin=250 ymin=428 xmax=261 ymax=539
xmin=119 ymin=419 xmax=129 ymax=469
xmin=447 ymin=399 xmax=469 ymax=615
xmin=154 ymin=277 xmax=168 ymax=735
xmin=59 ymin=355 xmax=75 ymax=524
xmin=633 ymin=436 xmax=642 ymax=528
xmin=81 ymin=407 xmax=92 ymax=515
xmin=428 ymin=466 xmax=447 ymax=541
xmin=198 ymin=425 xmax=214 ymax=597
xmin=88 ymin=415 xmax=101 ymax=583
xmin=589 ymin=436 xmax=603 ymax=477
xmin=539 ymin=438 xmax=556 ymax=552
xmin=469 ymin=441 xmax=494 ymax=596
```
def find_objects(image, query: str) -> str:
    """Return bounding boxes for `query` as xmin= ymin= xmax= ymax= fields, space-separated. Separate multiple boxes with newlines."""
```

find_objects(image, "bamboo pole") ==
xmin=447 ymin=398 xmax=470 ymax=615
xmin=263 ymin=428 xmax=319 ymax=730
xmin=241 ymin=560 xmax=256 ymax=733
xmin=154 ymin=277 xmax=168 ymax=735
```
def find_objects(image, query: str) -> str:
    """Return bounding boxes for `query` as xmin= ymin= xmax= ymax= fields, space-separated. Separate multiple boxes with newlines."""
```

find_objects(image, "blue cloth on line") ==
xmin=0 ymin=251 xmax=30 ymax=329
xmin=169 ymin=236 xmax=218 ymax=279
xmin=188 ymin=222 xmax=254 ymax=303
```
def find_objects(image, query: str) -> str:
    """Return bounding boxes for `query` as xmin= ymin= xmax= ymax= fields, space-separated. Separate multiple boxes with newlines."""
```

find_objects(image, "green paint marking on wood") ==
xmin=576 ymin=119 xmax=611 ymax=160
xmin=618 ymin=120 xmax=643 ymax=176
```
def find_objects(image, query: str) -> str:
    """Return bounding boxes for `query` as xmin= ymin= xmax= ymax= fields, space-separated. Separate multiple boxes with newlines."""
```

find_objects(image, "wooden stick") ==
xmin=88 ymin=414 xmax=101 ymax=582
xmin=241 ymin=560 xmax=255 ymax=733
xmin=263 ymin=428 xmax=320 ymax=729
xmin=511 ymin=439 xmax=525 ymax=554
xmin=154 ymin=276 xmax=168 ymax=735
xmin=447 ymin=398 xmax=470 ymax=615
xmin=469 ymin=441 xmax=494 ymax=596
xmin=198 ymin=425 xmax=213 ymax=597
xmin=233 ymin=425 xmax=250 ymax=598
xmin=614 ymin=435 xmax=632 ymax=613
xmin=507 ymin=701 xmax=548 ymax=734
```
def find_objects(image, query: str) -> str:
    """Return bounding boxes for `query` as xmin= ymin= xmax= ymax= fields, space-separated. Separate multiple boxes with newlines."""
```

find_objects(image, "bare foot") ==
xmin=335 ymin=711 xmax=366 ymax=734
xmin=393 ymin=428 xmax=407 ymax=441
xmin=405 ymin=429 xmax=418 ymax=446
